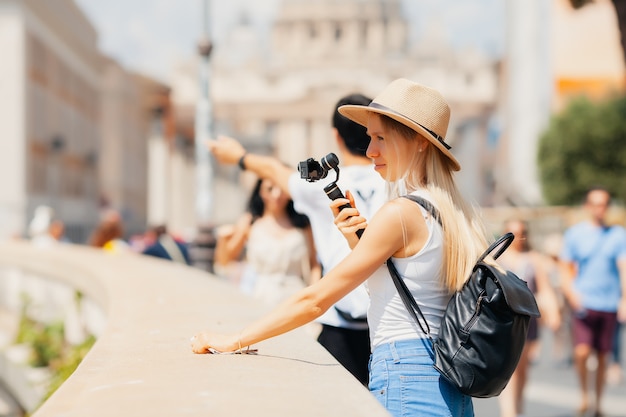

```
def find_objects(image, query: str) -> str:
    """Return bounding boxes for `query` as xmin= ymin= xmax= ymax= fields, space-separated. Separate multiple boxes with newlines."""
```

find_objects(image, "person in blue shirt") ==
xmin=560 ymin=186 xmax=626 ymax=417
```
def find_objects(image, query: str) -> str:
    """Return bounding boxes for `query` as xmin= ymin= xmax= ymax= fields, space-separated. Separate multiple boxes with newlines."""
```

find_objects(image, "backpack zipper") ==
xmin=459 ymin=291 xmax=486 ymax=343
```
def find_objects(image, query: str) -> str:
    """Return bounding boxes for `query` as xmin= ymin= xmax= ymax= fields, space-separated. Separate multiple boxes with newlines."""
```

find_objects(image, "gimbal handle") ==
xmin=324 ymin=181 xmax=364 ymax=239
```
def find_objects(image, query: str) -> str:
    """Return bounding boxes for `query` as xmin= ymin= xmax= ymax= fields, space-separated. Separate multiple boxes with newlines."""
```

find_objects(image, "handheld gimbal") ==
xmin=298 ymin=153 xmax=363 ymax=238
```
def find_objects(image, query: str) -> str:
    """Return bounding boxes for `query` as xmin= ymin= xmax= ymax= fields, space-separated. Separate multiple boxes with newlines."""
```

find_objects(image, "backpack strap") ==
xmin=402 ymin=195 xmax=442 ymax=227
xmin=387 ymin=196 xmax=518 ymax=341
xmin=386 ymin=258 xmax=433 ymax=338
xmin=404 ymin=195 xmax=515 ymax=263
xmin=477 ymin=232 xmax=514 ymax=263
xmin=386 ymin=194 xmax=442 ymax=340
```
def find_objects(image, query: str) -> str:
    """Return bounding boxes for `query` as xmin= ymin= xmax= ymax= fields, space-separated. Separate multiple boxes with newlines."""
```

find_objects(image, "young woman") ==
xmin=215 ymin=177 xmax=319 ymax=305
xmin=191 ymin=79 xmax=490 ymax=417
xmin=497 ymin=219 xmax=561 ymax=417
xmin=88 ymin=210 xmax=129 ymax=252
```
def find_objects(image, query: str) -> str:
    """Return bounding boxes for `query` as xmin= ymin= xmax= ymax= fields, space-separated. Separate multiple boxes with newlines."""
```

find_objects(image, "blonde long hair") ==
xmin=380 ymin=115 xmax=488 ymax=292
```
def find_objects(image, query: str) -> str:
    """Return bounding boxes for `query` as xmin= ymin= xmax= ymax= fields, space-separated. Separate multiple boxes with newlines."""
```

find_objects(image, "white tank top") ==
xmin=367 ymin=191 xmax=451 ymax=348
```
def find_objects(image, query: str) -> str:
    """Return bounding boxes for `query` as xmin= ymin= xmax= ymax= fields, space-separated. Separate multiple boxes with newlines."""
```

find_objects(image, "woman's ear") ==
xmin=418 ymin=136 xmax=430 ymax=153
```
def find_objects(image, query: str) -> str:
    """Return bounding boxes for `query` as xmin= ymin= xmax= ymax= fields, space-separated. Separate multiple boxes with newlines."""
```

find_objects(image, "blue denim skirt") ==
xmin=369 ymin=338 xmax=474 ymax=417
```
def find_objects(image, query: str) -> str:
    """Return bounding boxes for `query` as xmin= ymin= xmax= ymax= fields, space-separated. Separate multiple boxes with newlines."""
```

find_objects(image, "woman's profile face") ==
xmin=365 ymin=114 xmax=415 ymax=181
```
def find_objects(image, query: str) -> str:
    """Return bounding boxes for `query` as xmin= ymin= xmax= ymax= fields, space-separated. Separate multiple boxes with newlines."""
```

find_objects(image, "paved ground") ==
xmin=473 ymin=329 xmax=626 ymax=417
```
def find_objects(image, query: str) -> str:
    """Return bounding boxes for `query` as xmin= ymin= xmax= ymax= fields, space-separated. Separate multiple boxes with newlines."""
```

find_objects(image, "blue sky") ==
xmin=74 ymin=0 xmax=505 ymax=82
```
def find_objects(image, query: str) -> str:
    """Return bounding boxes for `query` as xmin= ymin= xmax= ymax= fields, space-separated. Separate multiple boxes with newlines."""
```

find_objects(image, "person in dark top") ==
xmin=142 ymin=225 xmax=191 ymax=265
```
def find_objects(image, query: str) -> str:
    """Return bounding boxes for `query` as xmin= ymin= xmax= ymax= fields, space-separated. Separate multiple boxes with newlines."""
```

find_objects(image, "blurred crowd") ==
xmin=24 ymin=204 xmax=192 ymax=266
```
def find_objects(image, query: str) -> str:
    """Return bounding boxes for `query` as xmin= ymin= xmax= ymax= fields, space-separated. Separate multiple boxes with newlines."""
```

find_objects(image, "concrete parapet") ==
xmin=0 ymin=241 xmax=389 ymax=417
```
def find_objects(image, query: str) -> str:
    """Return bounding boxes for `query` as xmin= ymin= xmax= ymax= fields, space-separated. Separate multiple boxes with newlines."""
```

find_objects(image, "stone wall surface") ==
xmin=0 ymin=241 xmax=389 ymax=417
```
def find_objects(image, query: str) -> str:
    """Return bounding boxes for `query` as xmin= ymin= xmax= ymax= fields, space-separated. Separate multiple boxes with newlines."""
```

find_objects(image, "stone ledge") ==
xmin=0 ymin=241 xmax=389 ymax=417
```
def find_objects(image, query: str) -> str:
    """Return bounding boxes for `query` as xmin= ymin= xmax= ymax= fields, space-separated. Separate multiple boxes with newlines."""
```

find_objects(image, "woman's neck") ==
xmin=261 ymin=208 xmax=291 ymax=224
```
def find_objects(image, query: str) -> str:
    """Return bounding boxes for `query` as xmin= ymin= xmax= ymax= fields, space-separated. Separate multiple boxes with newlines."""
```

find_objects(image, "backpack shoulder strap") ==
xmin=386 ymin=194 xmax=443 ymax=340
xmin=403 ymin=195 xmax=515 ymax=263
xmin=386 ymin=258 xmax=433 ymax=338
xmin=401 ymin=195 xmax=442 ymax=227
xmin=389 ymin=198 xmax=519 ymax=340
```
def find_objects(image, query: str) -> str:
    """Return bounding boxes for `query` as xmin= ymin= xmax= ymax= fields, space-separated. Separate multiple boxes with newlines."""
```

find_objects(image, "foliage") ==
xmin=14 ymin=294 xmax=97 ymax=407
xmin=538 ymin=95 xmax=626 ymax=205
xmin=30 ymin=322 xmax=66 ymax=368
xmin=43 ymin=334 xmax=96 ymax=402
xmin=14 ymin=306 xmax=39 ymax=346
xmin=14 ymin=298 xmax=65 ymax=368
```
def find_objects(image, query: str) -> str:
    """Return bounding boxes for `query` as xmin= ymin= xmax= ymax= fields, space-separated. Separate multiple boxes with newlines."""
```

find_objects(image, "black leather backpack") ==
xmin=386 ymin=195 xmax=541 ymax=398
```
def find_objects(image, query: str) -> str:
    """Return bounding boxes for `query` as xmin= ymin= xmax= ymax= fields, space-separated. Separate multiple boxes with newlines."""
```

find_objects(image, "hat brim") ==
xmin=339 ymin=104 xmax=461 ymax=171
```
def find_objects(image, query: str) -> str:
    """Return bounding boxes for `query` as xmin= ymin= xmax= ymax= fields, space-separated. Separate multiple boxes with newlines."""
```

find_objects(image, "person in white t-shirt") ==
xmin=206 ymin=93 xmax=386 ymax=385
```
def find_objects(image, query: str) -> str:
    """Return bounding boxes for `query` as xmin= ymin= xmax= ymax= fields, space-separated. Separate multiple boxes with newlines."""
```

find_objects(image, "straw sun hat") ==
xmin=338 ymin=78 xmax=460 ymax=171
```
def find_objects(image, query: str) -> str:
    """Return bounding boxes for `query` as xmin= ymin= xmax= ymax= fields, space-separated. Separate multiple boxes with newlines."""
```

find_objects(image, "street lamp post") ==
xmin=191 ymin=0 xmax=217 ymax=272
xmin=195 ymin=0 xmax=214 ymax=225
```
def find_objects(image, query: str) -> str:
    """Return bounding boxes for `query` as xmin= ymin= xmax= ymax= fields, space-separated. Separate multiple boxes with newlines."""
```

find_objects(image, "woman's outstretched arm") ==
xmin=191 ymin=199 xmax=413 ymax=354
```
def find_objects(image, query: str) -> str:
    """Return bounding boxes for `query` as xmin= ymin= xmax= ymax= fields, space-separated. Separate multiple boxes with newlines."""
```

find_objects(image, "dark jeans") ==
xmin=317 ymin=324 xmax=370 ymax=386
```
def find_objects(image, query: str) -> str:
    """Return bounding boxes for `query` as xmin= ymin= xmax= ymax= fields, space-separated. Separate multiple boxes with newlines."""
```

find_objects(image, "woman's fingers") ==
xmin=330 ymin=198 xmax=359 ymax=218
xmin=190 ymin=334 xmax=210 ymax=354
xmin=345 ymin=190 xmax=357 ymax=208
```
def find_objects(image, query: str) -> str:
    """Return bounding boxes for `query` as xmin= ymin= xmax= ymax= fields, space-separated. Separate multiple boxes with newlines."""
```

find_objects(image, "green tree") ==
xmin=538 ymin=95 xmax=626 ymax=205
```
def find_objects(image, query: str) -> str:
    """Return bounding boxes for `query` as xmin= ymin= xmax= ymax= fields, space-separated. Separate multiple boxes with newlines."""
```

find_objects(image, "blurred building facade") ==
xmin=4 ymin=0 xmax=618 ymax=244
xmin=0 ymin=0 xmax=101 ymax=242
xmin=142 ymin=76 xmax=196 ymax=239
xmin=494 ymin=0 xmax=553 ymax=206
xmin=99 ymin=65 xmax=196 ymax=239
xmin=551 ymin=0 xmax=625 ymax=107
xmin=494 ymin=0 xmax=625 ymax=206
xmin=99 ymin=58 xmax=148 ymax=238
xmin=0 ymin=0 xmax=194 ymax=243
xmin=171 ymin=0 xmax=501 ymax=226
